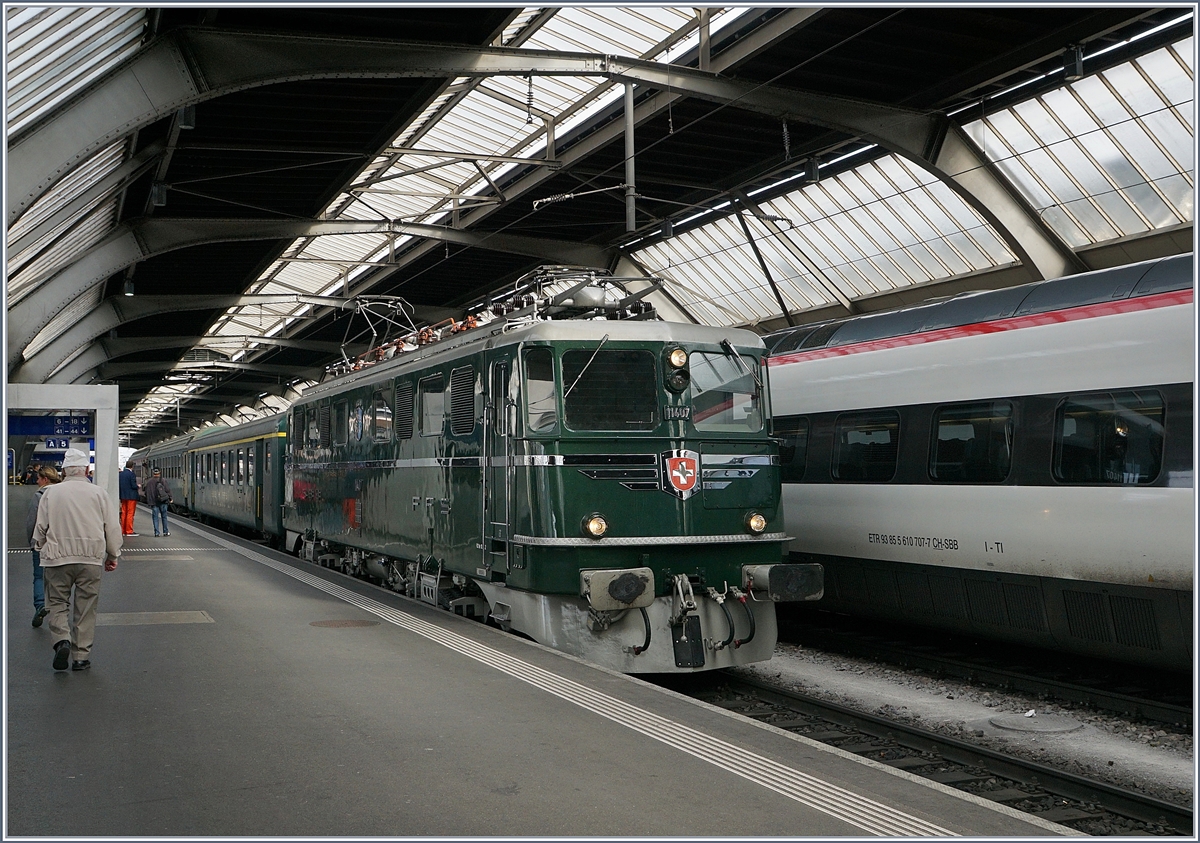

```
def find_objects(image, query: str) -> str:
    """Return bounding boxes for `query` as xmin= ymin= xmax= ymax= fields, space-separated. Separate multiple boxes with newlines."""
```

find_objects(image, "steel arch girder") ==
xmin=49 ymin=334 xmax=366 ymax=385
xmin=12 ymin=27 xmax=1076 ymax=301
xmin=8 ymin=216 xmax=611 ymax=370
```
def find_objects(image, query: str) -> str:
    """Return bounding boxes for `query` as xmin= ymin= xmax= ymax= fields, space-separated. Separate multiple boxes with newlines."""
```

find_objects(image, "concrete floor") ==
xmin=6 ymin=488 xmax=1076 ymax=836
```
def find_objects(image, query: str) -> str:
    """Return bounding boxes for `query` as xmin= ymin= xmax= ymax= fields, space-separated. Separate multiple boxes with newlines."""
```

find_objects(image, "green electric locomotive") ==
xmin=284 ymin=271 xmax=822 ymax=673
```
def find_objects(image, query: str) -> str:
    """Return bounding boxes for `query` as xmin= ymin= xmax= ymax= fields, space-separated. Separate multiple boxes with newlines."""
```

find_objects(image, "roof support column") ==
xmin=625 ymin=83 xmax=636 ymax=233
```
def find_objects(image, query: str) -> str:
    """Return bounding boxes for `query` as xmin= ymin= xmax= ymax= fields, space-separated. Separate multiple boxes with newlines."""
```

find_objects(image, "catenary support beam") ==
xmin=9 ymin=216 xmax=609 ymax=369
xmin=48 ymin=335 xmax=368 ymax=386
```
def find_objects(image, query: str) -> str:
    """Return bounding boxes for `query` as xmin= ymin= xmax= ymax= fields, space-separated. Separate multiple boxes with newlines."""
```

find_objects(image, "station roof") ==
xmin=4 ymin=6 xmax=1193 ymax=445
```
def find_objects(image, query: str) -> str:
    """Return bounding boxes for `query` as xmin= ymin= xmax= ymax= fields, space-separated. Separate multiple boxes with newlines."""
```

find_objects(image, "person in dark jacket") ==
xmin=118 ymin=461 xmax=140 ymax=536
xmin=24 ymin=465 xmax=61 ymax=627
xmin=145 ymin=467 xmax=173 ymax=537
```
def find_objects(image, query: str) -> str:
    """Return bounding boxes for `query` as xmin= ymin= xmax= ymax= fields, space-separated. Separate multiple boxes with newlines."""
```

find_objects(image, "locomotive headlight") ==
xmin=745 ymin=512 xmax=768 ymax=534
xmin=583 ymin=513 xmax=609 ymax=538
xmin=668 ymin=347 xmax=688 ymax=368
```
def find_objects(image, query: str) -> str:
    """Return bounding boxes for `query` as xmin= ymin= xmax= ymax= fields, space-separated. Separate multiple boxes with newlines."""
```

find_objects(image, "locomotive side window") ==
xmin=305 ymin=409 xmax=319 ymax=446
xmin=333 ymin=400 xmax=348 ymax=445
xmin=523 ymin=348 xmax=557 ymax=433
xmin=1054 ymin=390 xmax=1164 ymax=484
xmin=352 ymin=399 xmax=366 ymax=441
xmin=774 ymin=416 xmax=809 ymax=483
xmin=562 ymin=348 xmax=656 ymax=431
xmin=930 ymin=402 xmax=1014 ymax=482
xmin=691 ymin=352 xmax=763 ymax=433
xmin=419 ymin=375 xmax=446 ymax=437
xmin=373 ymin=388 xmax=393 ymax=442
xmin=450 ymin=366 xmax=476 ymax=436
xmin=833 ymin=411 xmax=900 ymax=481
xmin=395 ymin=381 xmax=414 ymax=440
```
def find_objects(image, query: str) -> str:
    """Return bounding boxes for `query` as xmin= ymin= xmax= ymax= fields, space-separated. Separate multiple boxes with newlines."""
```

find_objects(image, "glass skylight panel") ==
xmin=8 ymin=197 xmax=119 ymax=305
xmin=5 ymin=7 xmax=145 ymax=137
xmin=963 ymin=38 xmax=1193 ymax=248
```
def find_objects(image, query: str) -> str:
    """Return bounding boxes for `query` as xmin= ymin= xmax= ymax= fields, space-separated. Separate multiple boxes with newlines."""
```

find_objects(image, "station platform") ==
xmin=6 ymin=487 xmax=1080 ymax=837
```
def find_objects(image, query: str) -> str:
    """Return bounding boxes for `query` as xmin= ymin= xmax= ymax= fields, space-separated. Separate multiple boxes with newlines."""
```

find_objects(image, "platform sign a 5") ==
xmin=45 ymin=438 xmax=70 ymax=450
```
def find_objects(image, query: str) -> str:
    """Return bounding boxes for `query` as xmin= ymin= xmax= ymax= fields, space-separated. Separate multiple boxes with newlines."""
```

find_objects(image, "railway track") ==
xmin=777 ymin=610 xmax=1192 ymax=728
xmin=664 ymin=674 xmax=1191 ymax=836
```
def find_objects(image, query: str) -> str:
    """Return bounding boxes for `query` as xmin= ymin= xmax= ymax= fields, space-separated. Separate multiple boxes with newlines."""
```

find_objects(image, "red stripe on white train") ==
xmin=768 ymin=288 xmax=1194 ymax=367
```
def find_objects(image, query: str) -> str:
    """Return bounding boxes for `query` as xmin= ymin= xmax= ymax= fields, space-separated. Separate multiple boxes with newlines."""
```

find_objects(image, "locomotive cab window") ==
xmin=930 ymin=401 xmax=1014 ymax=482
xmin=833 ymin=411 xmax=900 ymax=481
xmin=523 ymin=347 xmax=558 ymax=433
xmin=691 ymin=351 xmax=763 ymax=433
xmin=419 ymin=376 xmax=445 ymax=437
xmin=562 ymin=348 xmax=656 ymax=431
xmin=1054 ymin=390 xmax=1164 ymax=484
xmin=773 ymin=416 xmax=809 ymax=483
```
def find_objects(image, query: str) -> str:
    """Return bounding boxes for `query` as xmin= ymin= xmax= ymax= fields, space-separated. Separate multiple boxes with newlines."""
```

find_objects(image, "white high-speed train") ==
xmin=765 ymin=253 xmax=1194 ymax=670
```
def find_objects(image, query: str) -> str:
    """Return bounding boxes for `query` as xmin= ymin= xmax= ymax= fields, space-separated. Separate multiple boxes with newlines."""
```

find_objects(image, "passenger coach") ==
xmin=766 ymin=253 xmax=1193 ymax=670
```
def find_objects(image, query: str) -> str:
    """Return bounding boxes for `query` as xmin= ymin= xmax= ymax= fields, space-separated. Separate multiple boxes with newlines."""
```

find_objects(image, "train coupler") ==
xmin=669 ymin=573 xmax=705 ymax=668
xmin=741 ymin=562 xmax=824 ymax=602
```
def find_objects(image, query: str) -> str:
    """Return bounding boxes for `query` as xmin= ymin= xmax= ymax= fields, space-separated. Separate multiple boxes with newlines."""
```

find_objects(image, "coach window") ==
xmin=773 ymin=417 xmax=809 ymax=483
xmin=248 ymin=450 xmax=255 ymax=486
xmin=833 ymin=411 xmax=900 ymax=482
xmin=220 ymin=452 xmax=227 ymax=483
xmin=333 ymin=400 xmax=348 ymax=445
xmin=930 ymin=402 xmax=1013 ymax=482
xmin=237 ymin=449 xmax=245 ymax=485
xmin=562 ymin=348 xmax=656 ymax=431
xmin=690 ymin=352 xmax=763 ymax=433
xmin=523 ymin=348 xmax=557 ymax=433
xmin=1054 ymin=391 xmax=1164 ymax=484
xmin=419 ymin=375 xmax=446 ymax=436
xmin=374 ymin=388 xmax=393 ymax=442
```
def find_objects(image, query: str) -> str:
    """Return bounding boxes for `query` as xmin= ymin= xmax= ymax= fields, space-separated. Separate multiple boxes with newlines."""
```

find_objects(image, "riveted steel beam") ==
xmin=13 ymin=25 xmax=1076 ymax=284
xmin=48 ymin=335 xmax=367 ymax=386
xmin=97 ymin=359 xmax=324 ymax=380
xmin=9 ymin=216 xmax=609 ymax=369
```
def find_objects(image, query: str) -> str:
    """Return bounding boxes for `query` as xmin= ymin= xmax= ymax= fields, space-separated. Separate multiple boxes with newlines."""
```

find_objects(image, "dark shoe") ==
xmin=32 ymin=607 xmax=49 ymax=628
xmin=154 ymin=533 xmax=160 ymax=537
xmin=71 ymin=660 xmax=91 ymax=671
xmin=163 ymin=531 xmax=170 ymax=536
xmin=52 ymin=640 xmax=70 ymax=671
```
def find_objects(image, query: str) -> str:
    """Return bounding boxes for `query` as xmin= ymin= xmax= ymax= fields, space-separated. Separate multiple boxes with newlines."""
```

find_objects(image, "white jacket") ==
xmin=33 ymin=475 xmax=122 ymax=567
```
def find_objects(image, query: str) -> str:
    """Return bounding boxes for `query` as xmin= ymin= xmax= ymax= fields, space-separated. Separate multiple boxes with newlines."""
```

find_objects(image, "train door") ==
xmin=484 ymin=356 xmax=513 ymax=574
xmin=250 ymin=438 xmax=262 ymax=530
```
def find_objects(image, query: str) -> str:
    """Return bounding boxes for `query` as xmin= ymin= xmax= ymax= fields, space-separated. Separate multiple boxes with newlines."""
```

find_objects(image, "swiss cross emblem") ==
xmin=662 ymin=449 xmax=700 ymax=500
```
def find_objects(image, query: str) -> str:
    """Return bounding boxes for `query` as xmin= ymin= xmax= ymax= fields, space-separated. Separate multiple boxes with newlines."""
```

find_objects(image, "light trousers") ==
xmin=43 ymin=563 xmax=103 ymax=661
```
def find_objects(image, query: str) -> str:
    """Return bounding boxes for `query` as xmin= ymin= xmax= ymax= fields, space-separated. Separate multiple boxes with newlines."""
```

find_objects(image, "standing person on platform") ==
xmin=145 ymin=467 xmax=173 ymax=537
xmin=23 ymin=465 xmax=61 ymax=628
xmin=32 ymin=448 xmax=121 ymax=672
xmin=118 ymin=461 xmax=140 ymax=537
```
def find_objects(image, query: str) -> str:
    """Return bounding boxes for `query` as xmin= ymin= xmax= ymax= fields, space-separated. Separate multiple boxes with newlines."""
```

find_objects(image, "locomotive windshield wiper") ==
xmin=721 ymin=338 xmax=762 ymax=390
xmin=564 ymin=334 xmax=610 ymax=399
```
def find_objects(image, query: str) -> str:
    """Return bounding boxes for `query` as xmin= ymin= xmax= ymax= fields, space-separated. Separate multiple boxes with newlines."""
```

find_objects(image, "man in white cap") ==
xmin=32 ymin=448 xmax=122 ymax=672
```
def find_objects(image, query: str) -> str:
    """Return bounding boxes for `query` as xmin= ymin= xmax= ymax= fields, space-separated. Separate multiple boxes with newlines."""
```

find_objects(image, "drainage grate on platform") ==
xmin=309 ymin=619 xmax=380 ymax=628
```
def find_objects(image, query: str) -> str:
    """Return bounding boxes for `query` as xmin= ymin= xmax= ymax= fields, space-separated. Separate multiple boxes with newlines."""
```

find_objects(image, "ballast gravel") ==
xmin=730 ymin=642 xmax=1193 ymax=810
